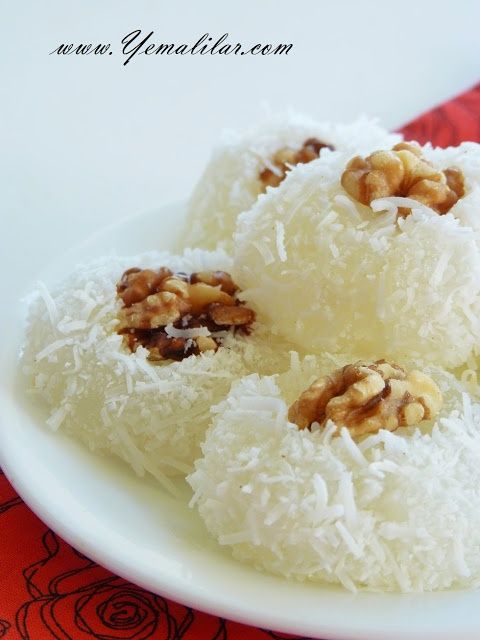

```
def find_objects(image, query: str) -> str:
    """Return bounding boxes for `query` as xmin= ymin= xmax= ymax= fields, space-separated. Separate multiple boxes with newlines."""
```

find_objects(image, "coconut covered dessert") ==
xmin=22 ymin=111 xmax=480 ymax=598
xmin=23 ymin=249 xmax=292 ymax=491
xmin=188 ymin=354 xmax=480 ymax=592
xmin=233 ymin=141 xmax=480 ymax=369
xmin=183 ymin=113 xmax=401 ymax=252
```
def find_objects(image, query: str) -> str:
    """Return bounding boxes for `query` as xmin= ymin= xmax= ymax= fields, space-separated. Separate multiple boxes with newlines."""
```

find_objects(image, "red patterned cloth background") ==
xmin=1 ymin=83 xmax=480 ymax=640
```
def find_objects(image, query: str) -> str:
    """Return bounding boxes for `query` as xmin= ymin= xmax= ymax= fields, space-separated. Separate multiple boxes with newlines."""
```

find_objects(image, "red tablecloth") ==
xmin=1 ymin=83 xmax=480 ymax=640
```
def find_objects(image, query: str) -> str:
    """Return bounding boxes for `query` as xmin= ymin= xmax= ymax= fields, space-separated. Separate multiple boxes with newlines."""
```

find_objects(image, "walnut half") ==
xmin=341 ymin=142 xmax=465 ymax=217
xmin=288 ymin=360 xmax=443 ymax=437
xmin=259 ymin=137 xmax=334 ymax=190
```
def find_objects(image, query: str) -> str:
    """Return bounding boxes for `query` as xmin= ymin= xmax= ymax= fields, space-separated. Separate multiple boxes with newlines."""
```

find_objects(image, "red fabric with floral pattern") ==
xmin=1 ymin=83 xmax=479 ymax=640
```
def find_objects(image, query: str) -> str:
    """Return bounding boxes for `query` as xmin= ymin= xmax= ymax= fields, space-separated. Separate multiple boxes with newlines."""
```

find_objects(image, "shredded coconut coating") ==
xmin=188 ymin=355 xmax=480 ymax=592
xmin=233 ymin=142 xmax=480 ymax=369
xmin=22 ymin=250 xmax=293 ymax=492
xmin=182 ymin=114 xmax=401 ymax=252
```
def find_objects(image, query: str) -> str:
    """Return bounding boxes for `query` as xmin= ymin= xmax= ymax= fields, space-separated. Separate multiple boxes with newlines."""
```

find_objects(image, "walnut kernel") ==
xmin=195 ymin=336 xmax=218 ymax=352
xmin=188 ymin=283 xmax=235 ymax=315
xmin=341 ymin=142 xmax=465 ymax=216
xmin=259 ymin=137 xmax=334 ymax=190
xmin=117 ymin=291 xmax=191 ymax=330
xmin=117 ymin=267 xmax=173 ymax=307
xmin=190 ymin=271 xmax=238 ymax=295
xmin=208 ymin=303 xmax=255 ymax=326
xmin=288 ymin=360 xmax=443 ymax=437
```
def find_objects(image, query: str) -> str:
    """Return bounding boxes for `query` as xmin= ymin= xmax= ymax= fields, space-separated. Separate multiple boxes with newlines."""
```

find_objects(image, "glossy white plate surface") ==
xmin=1 ymin=202 xmax=479 ymax=640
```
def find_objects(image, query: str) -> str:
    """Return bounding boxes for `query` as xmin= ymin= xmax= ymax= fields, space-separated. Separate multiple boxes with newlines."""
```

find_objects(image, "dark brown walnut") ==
xmin=288 ymin=359 xmax=443 ymax=438
xmin=116 ymin=268 xmax=255 ymax=362
xmin=259 ymin=137 xmax=334 ymax=190
xmin=341 ymin=142 xmax=465 ymax=217
xmin=133 ymin=333 xmax=187 ymax=362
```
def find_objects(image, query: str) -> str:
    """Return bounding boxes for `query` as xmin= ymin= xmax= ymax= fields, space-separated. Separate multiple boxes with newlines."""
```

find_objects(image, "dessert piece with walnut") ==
xmin=288 ymin=359 xmax=443 ymax=437
xmin=116 ymin=267 xmax=255 ymax=362
xmin=341 ymin=142 xmax=465 ymax=217
xmin=188 ymin=350 xmax=480 ymax=592
xmin=234 ymin=135 xmax=480 ymax=370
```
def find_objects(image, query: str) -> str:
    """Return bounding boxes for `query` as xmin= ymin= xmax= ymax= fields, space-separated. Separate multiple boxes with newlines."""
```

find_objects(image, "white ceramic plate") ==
xmin=1 ymin=202 xmax=480 ymax=640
